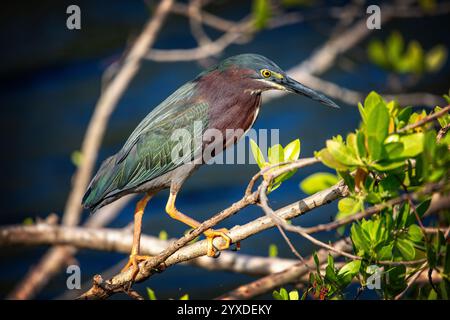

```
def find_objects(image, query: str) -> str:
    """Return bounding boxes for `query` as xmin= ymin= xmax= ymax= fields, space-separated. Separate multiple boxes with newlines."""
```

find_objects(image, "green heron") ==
xmin=82 ymin=53 xmax=338 ymax=279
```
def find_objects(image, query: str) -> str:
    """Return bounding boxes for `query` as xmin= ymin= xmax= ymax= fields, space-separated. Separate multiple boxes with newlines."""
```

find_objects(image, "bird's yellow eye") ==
xmin=261 ymin=69 xmax=272 ymax=78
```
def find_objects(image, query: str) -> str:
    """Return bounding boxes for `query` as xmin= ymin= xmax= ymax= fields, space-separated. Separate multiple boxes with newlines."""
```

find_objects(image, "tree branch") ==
xmin=0 ymin=223 xmax=299 ymax=277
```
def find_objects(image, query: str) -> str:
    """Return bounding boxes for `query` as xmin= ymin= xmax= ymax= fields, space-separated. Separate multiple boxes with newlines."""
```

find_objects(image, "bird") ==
xmin=82 ymin=53 xmax=339 ymax=280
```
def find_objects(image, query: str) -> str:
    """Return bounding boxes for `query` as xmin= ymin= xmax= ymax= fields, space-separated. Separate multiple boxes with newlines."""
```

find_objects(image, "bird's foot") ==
xmin=204 ymin=228 xmax=236 ymax=257
xmin=121 ymin=254 xmax=151 ymax=281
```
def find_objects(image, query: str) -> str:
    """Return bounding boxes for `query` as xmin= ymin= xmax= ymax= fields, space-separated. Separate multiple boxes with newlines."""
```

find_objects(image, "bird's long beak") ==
xmin=283 ymin=76 xmax=340 ymax=109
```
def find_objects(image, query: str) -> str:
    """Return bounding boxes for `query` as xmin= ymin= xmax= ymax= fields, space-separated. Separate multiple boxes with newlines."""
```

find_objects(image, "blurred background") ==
xmin=0 ymin=0 xmax=449 ymax=299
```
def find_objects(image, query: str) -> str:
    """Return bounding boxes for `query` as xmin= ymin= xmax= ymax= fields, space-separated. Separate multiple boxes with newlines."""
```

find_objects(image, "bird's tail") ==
xmin=82 ymin=155 xmax=119 ymax=213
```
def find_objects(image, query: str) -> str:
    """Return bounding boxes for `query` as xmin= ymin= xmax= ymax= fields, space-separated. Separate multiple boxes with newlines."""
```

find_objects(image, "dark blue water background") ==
xmin=0 ymin=0 xmax=449 ymax=299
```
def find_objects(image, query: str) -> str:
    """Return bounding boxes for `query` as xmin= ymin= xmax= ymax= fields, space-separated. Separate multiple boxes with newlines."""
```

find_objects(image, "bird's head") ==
xmin=215 ymin=53 xmax=339 ymax=109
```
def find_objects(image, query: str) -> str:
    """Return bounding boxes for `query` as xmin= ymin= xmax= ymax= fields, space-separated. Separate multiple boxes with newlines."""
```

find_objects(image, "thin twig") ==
xmin=397 ymin=105 xmax=450 ymax=133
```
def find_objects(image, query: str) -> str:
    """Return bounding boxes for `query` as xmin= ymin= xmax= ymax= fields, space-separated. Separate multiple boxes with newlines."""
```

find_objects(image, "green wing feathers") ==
xmin=82 ymin=83 xmax=209 ymax=212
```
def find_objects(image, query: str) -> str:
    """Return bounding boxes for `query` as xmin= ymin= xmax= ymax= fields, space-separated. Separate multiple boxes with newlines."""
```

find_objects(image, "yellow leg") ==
xmin=165 ymin=191 xmax=233 ymax=257
xmin=121 ymin=193 xmax=153 ymax=280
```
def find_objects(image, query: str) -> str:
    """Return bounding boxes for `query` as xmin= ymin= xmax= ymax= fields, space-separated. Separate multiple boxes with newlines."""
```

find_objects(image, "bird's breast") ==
xmin=203 ymin=92 xmax=262 ymax=157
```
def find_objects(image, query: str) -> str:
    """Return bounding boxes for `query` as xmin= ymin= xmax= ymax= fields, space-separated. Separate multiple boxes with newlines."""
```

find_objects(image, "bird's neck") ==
xmin=196 ymin=68 xmax=262 ymax=145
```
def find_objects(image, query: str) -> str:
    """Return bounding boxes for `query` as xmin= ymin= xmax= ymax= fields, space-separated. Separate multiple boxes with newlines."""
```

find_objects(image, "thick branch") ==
xmin=0 ymin=223 xmax=298 ymax=276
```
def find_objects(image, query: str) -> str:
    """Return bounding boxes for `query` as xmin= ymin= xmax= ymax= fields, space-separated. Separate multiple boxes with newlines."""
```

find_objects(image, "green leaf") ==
xmin=399 ymin=41 xmax=424 ymax=74
xmin=385 ymin=142 xmax=404 ymax=159
xmin=396 ymin=238 xmax=416 ymax=260
xmin=252 ymin=0 xmax=271 ymax=30
xmin=326 ymin=139 xmax=360 ymax=166
xmin=250 ymin=139 xmax=266 ymax=168
xmin=386 ymin=31 xmax=404 ymax=66
xmin=351 ymin=223 xmax=370 ymax=255
xmin=356 ymin=130 xmax=367 ymax=159
xmin=158 ymin=230 xmax=168 ymax=241
xmin=317 ymin=149 xmax=350 ymax=171
xmin=366 ymin=102 xmax=390 ymax=144
xmin=23 ymin=217 xmax=34 ymax=225
xmin=337 ymin=197 xmax=360 ymax=214
xmin=364 ymin=91 xmax=384 ymax=112
xmin=300 ymin=172 xmax=339 ymax=195
xmin=71 ymin=150 xmax=83 ymax=167
xmin=313 ymin=252 xmax=321 ymax=276
xmin=367 ymin=136 xmax=383 ymax=161
xmin=268 ymin=244 xmax=278 ymax=257
xmin=146 ymin=288 xmax=157 ymax=300
xmin=368 ymin=40 xmax=388 ymax=68
xmin=284 ymin=139 xmax=301 ymax=161
xmin=398 ymin=133 xmax=424 ymax=158
xmin=289 ymin=290 xmax=299 ymax=300
xmin=385 ymin=265 xmax=407 ymax=298
xmin=272 ymin=290 xmax=283 ymax=300
xmin=425 ymin=45 xmax=447 ymax=72
xmin=358 ymin=102 xmax=367 ymax=123
xmin=407 ymin=224 xmax=423 ymax=242
xmin=434 ymin=106 xmax=450 ymax=128
xmin=337 ymin=260 xmax=361 ymax=277
xmin=268 ymin=144 xmax=284 ymax=164
xmin=397 ymin=107 xmax=413 ymax=127
xmin=370 ymin=160 xmax=405 ymax=171
xmin=419 ymin=0 xmax=437 ymax=11
xmin=428 ymin=288 xmax=438 ymax=300
xmin=279 ymin=288 xmax=289 ymax=300
xmin=378 ymin=244 xmax=394 ymax=260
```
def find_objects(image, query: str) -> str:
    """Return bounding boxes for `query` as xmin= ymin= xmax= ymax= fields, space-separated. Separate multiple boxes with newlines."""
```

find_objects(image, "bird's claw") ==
xmin=121 ymin=254 xmax=151 ymax=283
xmin=204 ymin=228 xmax=234 ymax=257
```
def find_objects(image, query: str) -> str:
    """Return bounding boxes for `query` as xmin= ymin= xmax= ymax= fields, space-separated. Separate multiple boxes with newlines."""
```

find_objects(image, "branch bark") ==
xmin=0 ymin=223 xmax=298 ymax=277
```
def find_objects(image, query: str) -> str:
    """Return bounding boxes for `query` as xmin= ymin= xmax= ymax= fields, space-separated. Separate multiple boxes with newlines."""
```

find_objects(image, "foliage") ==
xmin=71 ymin=150 xmax=83 ymax=167
xmin=299 ymin=91 xmax=450 ymax=299
xmin=273 ymin=287 xmax=300 ymax=300
xmin=146 ymin=287 xmax=189 ymax=300
xmin=250 ymin=138 xmax=301 ymax=192
xmin=368 ymin=31 xmax=447 ymax=75
xmin=158 ymin=230 xmax=168 ymax=241
xmin=253 ymin=91 xmax=449 ymax=300
xmin=307 ymin=253 xmax=361 ymax=300
xmin=268 ymin=243 xmax=279 ymax=257
xmin=252 ymin=0 xmax=271 ymax=30
xmin=300 ymin=172 xmax=339 ymax=195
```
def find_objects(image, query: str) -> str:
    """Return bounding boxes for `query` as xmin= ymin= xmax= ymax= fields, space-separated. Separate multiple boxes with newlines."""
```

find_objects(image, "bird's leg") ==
xmin=121 ymin=193 xmax=153 ymax=280
xmin=165 ymin=191 xmax=234 ymax=257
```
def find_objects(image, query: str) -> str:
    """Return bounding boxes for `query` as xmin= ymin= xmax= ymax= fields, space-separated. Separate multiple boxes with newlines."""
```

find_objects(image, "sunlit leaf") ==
xmin=284 ymin=139 xmax=301 ymax=161
xmin=289 ymin=290 xmax=299 ymax=300
xmin=396 ymin=238 xmax=416 ymax=260
xmin=425 ymin=45 xmax=447 ymax=72
xmin=146 ymin=288 xmax=157 ymax=300
xmin=252 ymin=0 xmax=271 ymax=30
xmin=368 ymin=40 xmax=388 ymax=68
xmin=250 ymin=139 xmax=266 ymax=168
xmin=300 ymin=172 xmax=339 ymax=195
xmin=268 ymin=244 xmax=278 ymax=257
xmin=268 ymin=144 xmax=284 ymax=164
